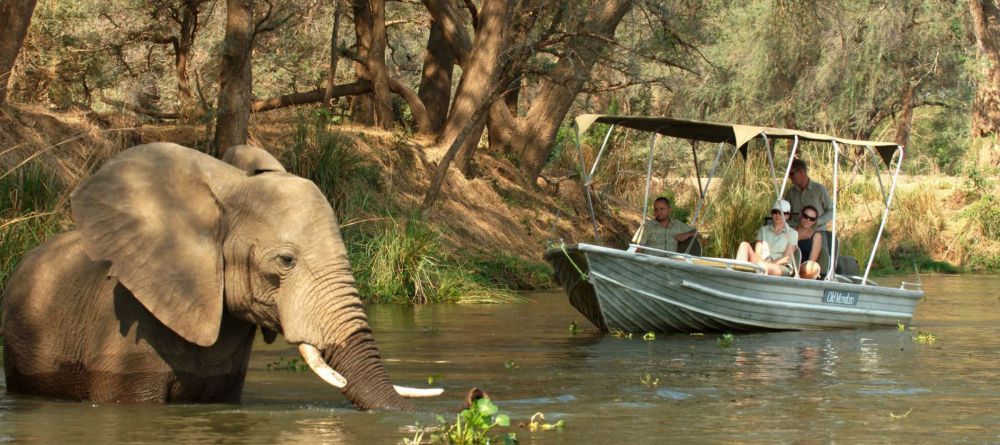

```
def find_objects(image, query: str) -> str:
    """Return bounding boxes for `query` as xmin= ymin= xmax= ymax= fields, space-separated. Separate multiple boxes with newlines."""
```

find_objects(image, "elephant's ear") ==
xmin=221 ymin=144 xmax=286 ymax=174
xmin=71 ymin=143 xmax=240 ymax=347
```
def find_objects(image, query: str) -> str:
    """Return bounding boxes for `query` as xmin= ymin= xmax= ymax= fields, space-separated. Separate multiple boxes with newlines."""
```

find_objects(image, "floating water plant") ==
xmin=890 ymin=408 xmax=914 ymax=419
xmin=717 ymin=333 xmax=737 ymax=348
xmin=897 ymin=321 xmax=906 ymax=332
xmin=439 ymin=397 xmax=515 ymax=444
xmin=568 ymin=321 xmax=580 ymax=335
xmin=642 ymin=332 xmax=656 ymax=341
xmin=913 ymin=331 xmax=937 ymax=344
xmin=526 ymin=412 xmax=565 ymax=432
xmin=427 ymin=375 xmax=443 ymax=385
xmin=504 ymin=360 xmax=519 ymax=369
xmin=640 ymin=373 xmax=660 ymax=387
xmin=266 ymin=357 xmax=308 ymax=371
xmin=609 ymin=328 xmax=633 ymax=339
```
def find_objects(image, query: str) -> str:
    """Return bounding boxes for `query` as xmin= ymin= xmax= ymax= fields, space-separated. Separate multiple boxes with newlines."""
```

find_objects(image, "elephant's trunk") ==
xmin=317 ymin=328 xmax=412 ymax=411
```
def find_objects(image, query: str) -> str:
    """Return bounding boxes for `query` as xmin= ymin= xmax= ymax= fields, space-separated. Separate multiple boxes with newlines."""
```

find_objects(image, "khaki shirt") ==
xmin=636 ymin=219 xmax=694 ymax=252
xmin=783 ymin=180 xmax=833 ymax=230
xmin=756 ymin=223 xmax=798 ymax=262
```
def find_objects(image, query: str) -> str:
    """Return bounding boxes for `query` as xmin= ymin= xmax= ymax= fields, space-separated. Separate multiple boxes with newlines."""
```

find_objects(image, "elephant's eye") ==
xmin=277 ymin=253 xmax=297 ymax=270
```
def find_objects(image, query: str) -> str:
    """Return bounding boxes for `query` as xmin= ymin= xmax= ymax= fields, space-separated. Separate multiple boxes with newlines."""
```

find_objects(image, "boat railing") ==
xmin=627 ymin=244 xmax=766 ymax=274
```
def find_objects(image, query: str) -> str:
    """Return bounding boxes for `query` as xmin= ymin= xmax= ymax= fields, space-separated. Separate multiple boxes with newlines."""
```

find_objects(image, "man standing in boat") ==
xmin=784 ymin=159 xmax=833 ymax=230
xmin=635 ymin=197 xmax=697 ymax=253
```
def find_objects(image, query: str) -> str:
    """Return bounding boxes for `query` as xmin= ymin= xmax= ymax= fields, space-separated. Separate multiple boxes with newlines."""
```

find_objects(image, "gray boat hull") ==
xmin=544 ymin=243 xmax=924 ymax=333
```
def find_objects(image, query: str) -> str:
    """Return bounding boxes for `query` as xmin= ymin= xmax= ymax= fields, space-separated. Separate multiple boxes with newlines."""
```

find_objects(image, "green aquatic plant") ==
xmin=609 ymin=328 xmax=633 ymax=339
xmin=441 ymin=397 xmax=515 ymax=444
xmin=640 ymin=373 xmax=660 ymax=387
xmin=642 ymin=332 xmax=656 ymax=341
xmin=717 ymin=333 xmax=737 ymax=348
xmin=427 ymin=375 xmax=443 ymax=385
xmin=890 ymin=408 xmax=914 ymax=420
xmin=266 ymin=357 xmax=308 ymax=371
xmin=913 ymin=331 xmax=937 ymax=344
xmin=504 ymin=360 xmax=519 ymax=369
xmin=897 ymin=321 xmax=906 ymax=332
xmin=526 ymin=412 xmax=565 ymax=432
xmin=568 ymin=321 xmax=580 ymax=335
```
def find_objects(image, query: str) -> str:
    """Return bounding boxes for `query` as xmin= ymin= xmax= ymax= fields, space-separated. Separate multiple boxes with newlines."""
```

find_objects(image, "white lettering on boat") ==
xmin=822 ymin=289 xmax=859 ymax=306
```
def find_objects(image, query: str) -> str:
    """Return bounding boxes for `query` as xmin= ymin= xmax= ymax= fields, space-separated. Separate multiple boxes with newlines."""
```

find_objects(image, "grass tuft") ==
xmin=1 ymin=161 xmax=68 ymax=287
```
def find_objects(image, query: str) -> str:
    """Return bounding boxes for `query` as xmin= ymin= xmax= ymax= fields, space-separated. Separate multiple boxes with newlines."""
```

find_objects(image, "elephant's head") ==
xmin=69 ymin=142 xmax=439 ymax=410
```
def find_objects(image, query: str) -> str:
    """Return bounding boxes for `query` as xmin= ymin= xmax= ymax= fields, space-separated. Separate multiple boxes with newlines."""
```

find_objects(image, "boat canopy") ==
xmin=574 ymin=114 xmax=900 ymax=166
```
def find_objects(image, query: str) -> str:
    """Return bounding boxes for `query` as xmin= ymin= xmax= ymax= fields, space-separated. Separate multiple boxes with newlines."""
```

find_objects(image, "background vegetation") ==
xmin=2 ymin=0 xmax=999 ymax=304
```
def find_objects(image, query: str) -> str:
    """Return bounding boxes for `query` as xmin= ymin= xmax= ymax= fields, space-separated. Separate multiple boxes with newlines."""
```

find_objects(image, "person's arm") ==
xmin=636 ymin=222 xmax=649 ymax=246
xmin=809 ymin=232 xmax=822 ymax=262
xmin=776 ymin=241 xmax=796 ymax=266
xmin=816 ymin=185 xmax=834 ymax=228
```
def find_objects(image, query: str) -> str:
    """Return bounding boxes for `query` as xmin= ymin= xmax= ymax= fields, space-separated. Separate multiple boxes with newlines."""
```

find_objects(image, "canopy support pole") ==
xmin=863 ymin=146 xmax=904 ymax=284
xmin=574 ymin=122 xmax=601 ymax=243
xmin=640 ymin=131 xmax=659 ymax=226
xmin=685 ymin=142 xmax=727 ymax=255
xmin=826 ymin=141 xmax=841 ymax=282
xmin=691 ymin=141 xmax=704 ymax=200
xmin=761 ymin=133 xmax=780 ymax=200
xmin=778 ymin=135 xmax=799 ymax=198
xmin=588 ymin=124 xmax=617 ymax=180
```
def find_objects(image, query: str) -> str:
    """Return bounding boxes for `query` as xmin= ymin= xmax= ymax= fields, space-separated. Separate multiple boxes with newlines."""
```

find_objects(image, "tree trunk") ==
xmin=420 ymin=0 xmax=471 ymax=67
xmin=894 ymin=81 xmax=916 ymax=148
xmin=437 ymin=0 xmax=510 ymax=149
xmin=417 ymin=21 xmax=455 ymax=135
xmin=515 ymin=0 xmax=633 ymax=184
xmin=368 ymin=0 xmax=394 ymax=129
xmin=0 ymin=0 xmax=37 ymax=106
xmin=969 ymin=0 xmax=1000 ymax=138
xmin=213 ymin=0 xmax=255 ymax=156
xmin=350 ymin=0 xmax=375 ymax=125
xmin=324 ymin=0 xmax=344 ymax=109
xmin=175 ymin=0 xmax=203 ymax=120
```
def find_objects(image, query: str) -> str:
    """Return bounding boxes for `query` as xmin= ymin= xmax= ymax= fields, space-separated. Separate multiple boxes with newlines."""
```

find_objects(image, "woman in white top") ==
xmin=735 ymin=200 xmax=798 ymax=276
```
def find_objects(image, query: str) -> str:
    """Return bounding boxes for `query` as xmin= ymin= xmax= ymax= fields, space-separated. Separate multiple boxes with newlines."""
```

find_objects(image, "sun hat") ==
xmin=771 ymin=199 xmax=791 ymax=213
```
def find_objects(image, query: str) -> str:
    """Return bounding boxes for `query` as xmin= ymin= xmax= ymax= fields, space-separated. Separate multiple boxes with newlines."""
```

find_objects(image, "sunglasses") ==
xmin=801 ymin=214 xmax=817 ymax=221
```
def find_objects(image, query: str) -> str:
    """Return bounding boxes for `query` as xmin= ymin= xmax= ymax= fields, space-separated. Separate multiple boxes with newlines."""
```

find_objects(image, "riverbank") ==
xmin=2 ymin=106 xmax=998 ymax=302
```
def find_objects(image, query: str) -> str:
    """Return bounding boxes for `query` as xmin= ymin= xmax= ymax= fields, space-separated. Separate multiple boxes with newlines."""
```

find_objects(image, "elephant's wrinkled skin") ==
xmin=2 ymin=143 xmax=435 ymax=410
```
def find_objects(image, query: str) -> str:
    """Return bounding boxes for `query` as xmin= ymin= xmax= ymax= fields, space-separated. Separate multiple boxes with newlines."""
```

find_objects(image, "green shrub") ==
xmin=283 ymin=110 xmax=381 ymax=221
xmin=1 ymin=162 xmax=68 ymax=288
xmin=349 ymin=218 xmax=521 ymax=304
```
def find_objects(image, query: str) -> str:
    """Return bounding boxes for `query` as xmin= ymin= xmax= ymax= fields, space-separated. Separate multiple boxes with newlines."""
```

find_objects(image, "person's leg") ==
xmin=736 ymin=242 xmax=756 ymax=262
xmin=800 ymin=261 xmax=820 ymax=279
xmin=763 ymin=263 xmax=784 ymax=276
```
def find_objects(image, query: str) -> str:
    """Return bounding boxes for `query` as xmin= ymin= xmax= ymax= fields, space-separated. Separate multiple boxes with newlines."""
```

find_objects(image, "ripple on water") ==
xmin=654 ymin=387 xmax=694 ymax=400
xmin=857 ymin=387 xmax=932 ymax=396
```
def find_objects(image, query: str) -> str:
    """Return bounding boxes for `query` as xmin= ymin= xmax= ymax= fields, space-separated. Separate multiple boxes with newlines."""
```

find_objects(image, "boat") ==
xmin=544 ymin=114 xmax=924 ymax=333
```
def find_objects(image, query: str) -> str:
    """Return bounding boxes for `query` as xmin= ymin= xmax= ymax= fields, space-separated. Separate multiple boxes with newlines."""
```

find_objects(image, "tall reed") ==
xmin=1 ymin=162 xmax=68 ymax=287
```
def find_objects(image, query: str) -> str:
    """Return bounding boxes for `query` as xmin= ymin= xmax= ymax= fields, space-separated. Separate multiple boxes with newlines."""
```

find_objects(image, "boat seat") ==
xmin=677 ymin=237 xmax=702 ymax=256
xmin=816 ymin=231 xmax=861 ymax=278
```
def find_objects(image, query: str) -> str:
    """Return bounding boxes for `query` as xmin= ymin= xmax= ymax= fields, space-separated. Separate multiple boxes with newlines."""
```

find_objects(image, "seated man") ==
xmin=735 ymin=199 xmax=797 ymax=276
xmin=635 ymin=197 xmax=697 ymax=253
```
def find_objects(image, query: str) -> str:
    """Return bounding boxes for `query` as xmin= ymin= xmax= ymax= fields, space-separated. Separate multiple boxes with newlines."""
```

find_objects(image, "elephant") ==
xmin=1 ymin=142 xmax=441 ymax=410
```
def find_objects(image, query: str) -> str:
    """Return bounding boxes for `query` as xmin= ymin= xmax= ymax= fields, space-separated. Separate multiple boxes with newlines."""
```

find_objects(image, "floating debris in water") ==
xmin=642 ymin=332 xmax=656 ymax=341
xmin=568 ymin=321 xmax=580 ymax=335
xmin=717 ymin=333 xmax=737 ymax=348
xmin=525 ymin=412 xmax=565 ymax=432
xmin=913 ymin=331 xmax=937 ymax=344
xmin=890 ymin=408 xmax=914 ymax=419
xmin=640 ymin=373 xmax=660 ymax=387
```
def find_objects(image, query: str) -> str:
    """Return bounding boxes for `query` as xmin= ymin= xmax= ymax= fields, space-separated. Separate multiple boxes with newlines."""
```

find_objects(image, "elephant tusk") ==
xmin=394 ymin=385 xmax=444 ymax=398
xmin=298 ymin=343 xmax=347 ymax=389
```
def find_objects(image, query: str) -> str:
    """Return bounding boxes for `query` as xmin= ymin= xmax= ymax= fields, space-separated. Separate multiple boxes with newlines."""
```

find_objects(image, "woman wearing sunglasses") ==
xmin=796 ymin=205 xmax=823 ymax=279
xmin=736 ymin=199 xmax=797 ymax=276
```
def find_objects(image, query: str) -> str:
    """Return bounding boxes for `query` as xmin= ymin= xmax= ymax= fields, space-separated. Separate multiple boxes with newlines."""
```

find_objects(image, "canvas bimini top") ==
xmin=574 ymin=114 xmax=901 ymax=166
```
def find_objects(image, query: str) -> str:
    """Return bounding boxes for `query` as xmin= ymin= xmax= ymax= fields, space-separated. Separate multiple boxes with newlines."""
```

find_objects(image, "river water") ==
xmin=0 ymin=274 xmax=997 ymax=444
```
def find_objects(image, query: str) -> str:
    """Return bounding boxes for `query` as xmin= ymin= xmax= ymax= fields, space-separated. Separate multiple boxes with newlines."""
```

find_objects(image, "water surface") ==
xmin=1 ymin=274 xmax=997 ymax=443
